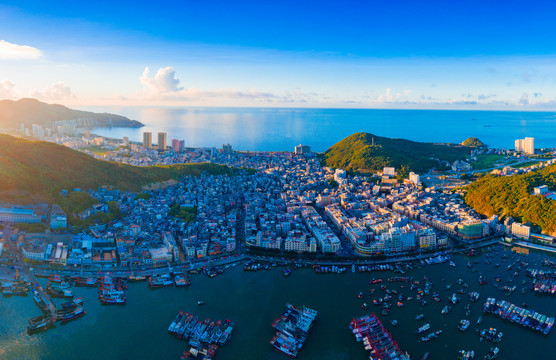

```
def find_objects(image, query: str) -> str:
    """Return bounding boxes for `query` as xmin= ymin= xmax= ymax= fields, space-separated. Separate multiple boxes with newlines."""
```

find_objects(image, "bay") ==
xmin=1 ymin=247 xmax=555 ymax=360
xmin=84 ymin=107 xmax=556 ymax=152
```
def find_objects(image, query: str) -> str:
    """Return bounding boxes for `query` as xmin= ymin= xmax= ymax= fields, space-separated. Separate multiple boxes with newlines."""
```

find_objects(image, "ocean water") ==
xmin=1 ymin=247 xmax=555 ymax=360
xmin=84 ymin=107 xmax=556 ymax=152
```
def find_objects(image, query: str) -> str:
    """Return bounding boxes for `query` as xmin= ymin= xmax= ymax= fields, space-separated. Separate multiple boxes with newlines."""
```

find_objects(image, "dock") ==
xmin=24 ymin=266 xmax=57 ymax=317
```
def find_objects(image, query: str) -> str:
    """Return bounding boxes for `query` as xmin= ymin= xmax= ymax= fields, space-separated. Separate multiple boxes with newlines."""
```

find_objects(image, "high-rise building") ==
xmin=143 ymin=132 xmax=152 ymax=148
xmin=294 ymin=144 xmax=311 ymax=155
xmin=409 ymin=172 xmax=420 ymax=185
xmin=32 ymin=124 xmax=45 ymax=138
xmin=222 ymin=143 xmax=233 ymax=154
xmin=123 ymin=136 xmax=129 ymax=146
xmin=515 ymin=137 xmax=534 ymax=154
xmin=172 ymin=139 xmax=184 ymax=152
xmin=158 ymin=132 xmax=167 ymax=150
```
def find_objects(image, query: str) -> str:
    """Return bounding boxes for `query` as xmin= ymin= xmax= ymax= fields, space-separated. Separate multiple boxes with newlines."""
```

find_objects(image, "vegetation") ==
xmin=511 ymin=160 xmax=542 ymax=169
xmin=472 ymin=154 xmax=506 ymax=170
xmin=0 ymin=134 xmax=232 ymax=223
xmin=465 ymin=164 xmax=556 ymax=235
xmin=0 ymin=98 xmax=143 ymax=128
xmin=82 ymin=145 xmax=110 ymax=154
xmin=328 ymin=179 xmax=339 ymax=188
xmin=462 ymin=137 xmax=486 ymax=147
xmin=324 ymin=132 xmax=471 ymax=173
xmin=69 ymin=201 xmax=123 ymax=231
xmin=15 ymin=223 xmax=47 ymax=233
xmin=136 ymin=192 xmax=152 ymax=200
xmin=169 ymin=204 xmax=197 ymax=222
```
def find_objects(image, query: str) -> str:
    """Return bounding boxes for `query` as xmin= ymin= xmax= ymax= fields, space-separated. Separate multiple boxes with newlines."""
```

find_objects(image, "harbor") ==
xmin=1 ymin=245 xmax=555 ymax=359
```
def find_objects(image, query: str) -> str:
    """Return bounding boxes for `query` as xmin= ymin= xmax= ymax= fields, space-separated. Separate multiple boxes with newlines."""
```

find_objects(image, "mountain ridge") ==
xmin=0 ymin=98 xmax=143 ymax=128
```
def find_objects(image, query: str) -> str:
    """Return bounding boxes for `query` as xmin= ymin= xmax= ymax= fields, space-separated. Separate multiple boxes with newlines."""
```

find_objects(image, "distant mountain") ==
xmin=0 ymin=98 xmax=143 ymax=128
xmin=461 ymin=137 xmax=486 ymax=147
xmin=323 ymin=132 xmax=471 ymax=173
xmin=0 ymin=134 xmax=230 ymax=203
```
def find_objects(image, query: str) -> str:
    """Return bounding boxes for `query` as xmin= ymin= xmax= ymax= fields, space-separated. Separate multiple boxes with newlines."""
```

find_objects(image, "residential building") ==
xmin=511 ymin=222 xmax=530 ymax=240
xmin=515 ymin=137 xmax=534 ymax=154
xmin=294 ymin=144 xmax=311 ymax=155
xmin=222 ymin=143 xmax=233 ymax=155
xmin=158 ymin=132 xmax=167 ymax=150
xmin=143 ymin=132 xmax=152 ymax=148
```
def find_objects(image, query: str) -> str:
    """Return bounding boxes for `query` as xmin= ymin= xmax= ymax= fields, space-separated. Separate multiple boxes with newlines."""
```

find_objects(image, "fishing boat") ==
xmin=458 ymin=350 xmax=475 ymax=359
xmin=414 ymin=323 xmax=431 ymax=334
xmin=27 ymin=314 xmax=57 ymax=334
xmin=484 ymin=347 xmax=499 ymax=360
xmin=458 ymin=319 xmax=470 ymax=331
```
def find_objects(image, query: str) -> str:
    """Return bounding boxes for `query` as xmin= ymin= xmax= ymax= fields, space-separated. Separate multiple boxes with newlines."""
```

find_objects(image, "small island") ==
xmin=461 ymin=137 xmax=487 ymax=147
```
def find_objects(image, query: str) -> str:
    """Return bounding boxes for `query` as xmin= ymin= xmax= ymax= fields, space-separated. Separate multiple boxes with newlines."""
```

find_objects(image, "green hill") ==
xmin=323 ymin=132 xmax=471 ymax=173
xmin=0 ymin=98 xmax=143 ymax=128
xmin=462 ymin=137 xmax=486 ymax=147
xmin=0 ymin=134 xmax=231 ymax=203
xmin=465 ymin=164 xmax=556 ymax=235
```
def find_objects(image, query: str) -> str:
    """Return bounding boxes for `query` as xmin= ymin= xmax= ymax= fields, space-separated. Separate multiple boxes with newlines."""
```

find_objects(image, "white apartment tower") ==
xmin=515 ymin=137 xmax=534 ymax=154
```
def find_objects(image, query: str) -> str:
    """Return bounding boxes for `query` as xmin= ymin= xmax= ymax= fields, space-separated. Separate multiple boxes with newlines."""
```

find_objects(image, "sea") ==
xmin=1 ymin=246 xmax=555 ymax=360
xmin=84 ymin=107 xmax=556 ymax=152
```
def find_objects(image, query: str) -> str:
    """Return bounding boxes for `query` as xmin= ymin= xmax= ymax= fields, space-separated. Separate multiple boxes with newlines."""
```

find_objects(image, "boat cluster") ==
xmin=458 ymin=350 xmax=475 ymax=359
xmin=349 ymin=313 xmax=409 ymax=360
xmin=270 ymin=303 xmax=317 ymax=358
xmin=483 ymin=298 xmax=554 ymax=335
xmin=357 ymin=264 xmax=394 ymax=272
xmin=1 ymin=279 xmax=30 ymax=296
xmin=98 ymin=275 xmax=126 ymax=305
xmin=27 ymin=297 xmax=85 ymax=334
xmin=168 ymin=312 xmax=234 ymax=360
xmin=476 ymin=327 xmax=503 ymax=343
xmin=532 ymin=276 xmax=556 ymax=294
xmin=200 ymin=267 xmax=224 ymax=278
xmin=46 ymin=274 xmax=73 ymax=298
xmin=148 ymin=272 xmax=192 ymax=288
xmin=313 ymin=265 xmax=346 ymax=274
xmin=423 ymin=254 xmax=451 ymax=265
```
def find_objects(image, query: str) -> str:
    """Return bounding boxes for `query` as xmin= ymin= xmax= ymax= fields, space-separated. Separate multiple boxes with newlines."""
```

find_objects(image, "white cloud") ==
xmin=32 ymin=82 xmax=74 ymax=100
xmin=140 ymin=66 xmax=183 ymax=93
xmin=0 ymin=40 xmax=43 ymax=60
xmin=375 ymin=88 xmax=393 ymax=103
xmin=0 ymin=80 xmax=18 ymax=98
xmin=519 ymin=92 xmax=529 ymax=105
xmin=137 ymin=66 xmax=317 ymax=104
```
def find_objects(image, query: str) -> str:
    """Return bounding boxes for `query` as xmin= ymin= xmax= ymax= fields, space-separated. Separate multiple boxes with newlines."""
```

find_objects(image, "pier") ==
xmin=502 ymin=240 xmax=556 ymax=254
xmin=24 ymin=266 xmax=57 ymax=317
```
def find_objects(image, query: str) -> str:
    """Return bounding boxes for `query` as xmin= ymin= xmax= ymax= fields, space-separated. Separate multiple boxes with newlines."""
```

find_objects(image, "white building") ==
xmin=294 ymin=144 xmax=311 ymax=155
xmin=511 ymin=222 xmax=530 ymax=240
xmin=534 ymin=185 xmax=548 ymax=195
xmin=383 ymin=167 xmax=396 ymax=177
xmin=515 ymin=137 xmax=534 ymax=154
xmin=409 ymin=172 xmax=420 ymax=186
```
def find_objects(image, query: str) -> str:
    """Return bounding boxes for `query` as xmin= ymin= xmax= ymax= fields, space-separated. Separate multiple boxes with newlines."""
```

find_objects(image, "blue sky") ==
xmin=1 ymin=0 xmax=556 ymax=108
